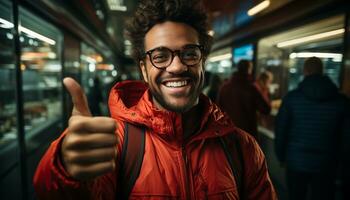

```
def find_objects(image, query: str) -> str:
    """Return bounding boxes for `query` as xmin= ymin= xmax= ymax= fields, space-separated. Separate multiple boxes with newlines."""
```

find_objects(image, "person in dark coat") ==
xmin=203 ymin=73 xmax=222 ymax=102
xmin=88 ymin=76 xmax=103 ymax=116
xmin=274 ymin=56 xmax=350 ymax=200
xmin=217 ymin=59 xmax=271 ymax=139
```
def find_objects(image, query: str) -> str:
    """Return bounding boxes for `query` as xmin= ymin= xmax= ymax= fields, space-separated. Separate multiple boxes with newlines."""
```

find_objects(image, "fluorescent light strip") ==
xmin=108 ymin=0 xmax=127 ymax=11
xmin=81 ymin=55 xmax=97 ymax=64
xmin=248 ymin=0 xmax=270 ymax=16
xmin=0 ymin=17 xmax=56 ymax=45
xmin=289 ymin=52 xmax=342 ymax=59
xmin=277 ymin=28 xmax=344 ymax=48
xmin=209 ymin=53 xmax=232 ymax=62
xmin=0 ymin=18 xmax=14 ymax=28
xmin=19 ymin=26 xmax=56 ymax=45
xmin=109 ymin=5 xmax=127 ymax=11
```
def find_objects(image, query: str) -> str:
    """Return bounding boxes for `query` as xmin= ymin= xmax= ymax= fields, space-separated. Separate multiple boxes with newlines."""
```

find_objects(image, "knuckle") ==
xmin=104 ymin=118 xmax=116 ymax=130
xmin=68 ymin=165 xmax=81 ymax=178
xmin=110 ymin=134 xmax=117 ymax=143
xmin=110 ymin=120 xmax=117 ymax=130
xmin=67 ymin=151 xmax=80 ymax=163
xmin=70 ymin=165 xmax=91 ymax=180
xmin=68 ymin=117 xmax=86 ymax=131
xmin=67 ymin=134 xmax=82 ymax=148
xmin=106 ymin=148 xmax=115 ymax=157
xmin=68 ymin=116 xmax=79 ymax=127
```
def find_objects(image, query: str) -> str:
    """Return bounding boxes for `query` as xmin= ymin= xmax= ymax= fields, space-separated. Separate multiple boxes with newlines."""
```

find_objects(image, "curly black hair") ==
xmin=125 ymin=0 xmax=213 ymax=64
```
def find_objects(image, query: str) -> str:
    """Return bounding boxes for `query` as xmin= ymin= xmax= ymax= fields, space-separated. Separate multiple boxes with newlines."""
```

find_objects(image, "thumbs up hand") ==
xmin=61 ymin=77 xmax=118 ymax=180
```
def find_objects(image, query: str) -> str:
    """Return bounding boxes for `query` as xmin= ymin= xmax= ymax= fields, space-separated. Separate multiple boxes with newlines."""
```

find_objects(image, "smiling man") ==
xmin=141 ymin=22 xmax=204 ymax=113
xmin=33 ymin=0 xmax=277 ymax=199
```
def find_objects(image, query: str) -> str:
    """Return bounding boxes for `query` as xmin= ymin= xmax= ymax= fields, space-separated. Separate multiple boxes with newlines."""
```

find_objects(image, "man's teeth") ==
xmin=164 ymin=80 xmax=188 ymax=87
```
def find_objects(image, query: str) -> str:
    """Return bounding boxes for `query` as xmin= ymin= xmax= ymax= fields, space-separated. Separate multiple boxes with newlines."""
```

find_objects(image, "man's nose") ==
xmin=165 ymin=55 xmax=188 ymax=74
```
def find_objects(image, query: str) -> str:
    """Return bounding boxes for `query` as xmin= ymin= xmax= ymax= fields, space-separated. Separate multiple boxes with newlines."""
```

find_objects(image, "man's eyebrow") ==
xmin=147 ymin=43 xmax=199 ymax=51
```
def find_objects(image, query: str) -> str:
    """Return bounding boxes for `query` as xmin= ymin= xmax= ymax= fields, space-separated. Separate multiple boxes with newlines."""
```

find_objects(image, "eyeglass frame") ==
xmin=143 ymin=44 xmax=204 ymax=69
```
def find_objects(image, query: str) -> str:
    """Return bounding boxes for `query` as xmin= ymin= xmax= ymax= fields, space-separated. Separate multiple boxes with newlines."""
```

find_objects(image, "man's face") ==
xmin=140 ymin=21 xmax=205 ymax=113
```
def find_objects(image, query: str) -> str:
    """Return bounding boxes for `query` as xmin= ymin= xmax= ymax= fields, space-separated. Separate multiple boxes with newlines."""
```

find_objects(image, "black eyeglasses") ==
xmin=145 ymin=44 xmax=204 ymax=69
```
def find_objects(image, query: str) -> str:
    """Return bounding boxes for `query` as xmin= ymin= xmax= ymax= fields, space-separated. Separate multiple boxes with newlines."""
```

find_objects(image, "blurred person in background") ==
xmin=217 ymin=59 xmax=271 ymax=139
xmin=203 ymin=73 xmax=222 ymax=102
xmin=255 ymin=70 xmax=273 ymax=103
xmin=88 ymin=75 xmax=103 ymax=116
xmin=342 ymin=120 xmax=350 ymax=200
xmin=274 ymin=56 xmax=350 ymax=200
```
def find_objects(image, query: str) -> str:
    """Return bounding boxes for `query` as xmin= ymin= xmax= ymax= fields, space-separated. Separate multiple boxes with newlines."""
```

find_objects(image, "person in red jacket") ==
xmin=33 ymin=0 xmax=277 ymax=199
xmin=255 ymin=71 xmax=273 ymax=104
xmin=217 ymin=60 xmax=271 ymax=139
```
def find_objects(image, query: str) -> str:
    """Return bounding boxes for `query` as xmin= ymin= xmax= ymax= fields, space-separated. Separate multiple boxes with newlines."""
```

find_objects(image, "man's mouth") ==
xmin=163 ymin=80 xmax=189 ymax=88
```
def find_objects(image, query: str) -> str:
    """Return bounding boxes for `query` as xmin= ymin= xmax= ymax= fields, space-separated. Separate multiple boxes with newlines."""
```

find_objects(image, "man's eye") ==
xmin=182 ymin=51 xmax=198 ymax=60
xmin=152 ymin=53 xmax=169 ymax=63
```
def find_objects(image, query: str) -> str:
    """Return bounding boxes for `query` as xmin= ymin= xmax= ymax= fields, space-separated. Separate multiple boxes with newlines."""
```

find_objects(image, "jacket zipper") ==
xmin=181 ymin=146 xmax=191 ymax=200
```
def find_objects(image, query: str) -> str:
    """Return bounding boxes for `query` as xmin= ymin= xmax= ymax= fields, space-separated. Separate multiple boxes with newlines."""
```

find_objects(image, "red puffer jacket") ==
xmin=33 ymin=80 xmax=277 ymax=200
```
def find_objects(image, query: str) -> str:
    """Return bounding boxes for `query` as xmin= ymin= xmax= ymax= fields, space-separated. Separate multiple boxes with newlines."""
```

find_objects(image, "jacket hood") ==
xmin=108 ymin=80 xmax=236 ymax=141
xmin=298 ymin=75 xmax=338 ymax=101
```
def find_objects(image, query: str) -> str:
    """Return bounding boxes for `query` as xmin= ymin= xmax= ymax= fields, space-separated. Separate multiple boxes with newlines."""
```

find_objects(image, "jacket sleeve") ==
xmin=274 ymin=95 xmax=290 ymax=163
xmin=341 ymin=97 xmax=350 ymax=167
xmin=240 ymin=133 xmax=277 ymax=200
xmin=33 ymin=121 xmax=125 ymax=200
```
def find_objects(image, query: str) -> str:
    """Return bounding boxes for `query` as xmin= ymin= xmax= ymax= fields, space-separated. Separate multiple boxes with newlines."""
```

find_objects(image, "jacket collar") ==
xmin=108 ymin=80 xmax=236 ymax=142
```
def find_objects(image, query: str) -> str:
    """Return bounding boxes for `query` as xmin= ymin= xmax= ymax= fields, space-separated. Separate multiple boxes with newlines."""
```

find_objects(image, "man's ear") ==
xmin=140 ymin=60 xmax=148 ymax=83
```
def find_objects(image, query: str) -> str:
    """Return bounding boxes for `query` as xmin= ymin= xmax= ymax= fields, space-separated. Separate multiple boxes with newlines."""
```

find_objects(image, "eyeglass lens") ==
xmin=150 ymin=46 xmax=201 ymax=68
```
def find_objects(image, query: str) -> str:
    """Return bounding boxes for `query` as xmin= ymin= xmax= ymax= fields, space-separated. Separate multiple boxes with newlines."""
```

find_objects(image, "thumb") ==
xmin=63 ymin=77 xmax=92 ymax=117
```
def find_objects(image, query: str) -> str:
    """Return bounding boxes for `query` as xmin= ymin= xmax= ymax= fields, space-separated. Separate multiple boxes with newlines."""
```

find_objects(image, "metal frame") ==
xmin=12 ymin=0 xmax=28 ymax=199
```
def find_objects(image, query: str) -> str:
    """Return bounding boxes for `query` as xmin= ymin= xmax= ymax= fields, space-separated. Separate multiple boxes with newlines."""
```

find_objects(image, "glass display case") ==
xmin=80 ymin=43 xmax=117 ymax=116
xmin=256 ymin=14 xmax=345 ymax=133
xmin=0 ymin=1 xmax=17 ymax=147
xmin=206 ymin=47 xmax=233 ymax=80
xmin=19 ymin=7 xmax=63 ymax=135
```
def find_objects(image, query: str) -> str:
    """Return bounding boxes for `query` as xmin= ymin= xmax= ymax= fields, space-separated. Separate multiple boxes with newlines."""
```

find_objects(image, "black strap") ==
xmin=219 ymin=134 xmax=244 ymax=199
xmin=118 ymin=122 xmax=145 ymax=200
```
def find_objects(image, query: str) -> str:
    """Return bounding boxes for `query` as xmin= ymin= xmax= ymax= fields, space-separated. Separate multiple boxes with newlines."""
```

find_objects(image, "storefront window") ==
xmin=80 ymin=43 xmax=116 ymax=116
xmin=257 ymin=15 xmax=345 ymax=102
xmin=0 ymin=1 xmax=17 ymax=147
xmin=256 ymin=15 xmax=345 ymax=132
xmin=206 ymin=47 xmax=233 ymax=79
xmin=19 ymin=8 xmax=63 ymax=134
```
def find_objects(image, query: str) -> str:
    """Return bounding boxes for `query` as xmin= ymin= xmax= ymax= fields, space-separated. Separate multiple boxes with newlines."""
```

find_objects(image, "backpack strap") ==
xmin=117 ymin=122 xmax=145 ymax=200
xmin=219 ymin=133 xmax=244 ymax=199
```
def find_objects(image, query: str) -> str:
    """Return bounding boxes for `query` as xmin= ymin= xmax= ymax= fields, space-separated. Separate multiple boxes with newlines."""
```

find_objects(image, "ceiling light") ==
xmin=248 ymin=0 xmax=270 ymax=16
xmin=81 ymin=55 xmax=97 ymax=64
xmin=0 ymin=18 xmax=14 ymax=28
xmin=19 ymin=26 xmax=56 ymax=45
xmin=107 ymin=0 xmax=127 ymax=11
xmin=208 ymin=30 xmax=215 ymax=36
xmin=289 ymin=52 xmax=342 ymax=60
xmin=209 ymin=53 xmax=232 ymax=62
xmin=0 ymin=17 xmax=56 ymax=45
xmin=277 ymin=29 xmax=344 ymax=48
